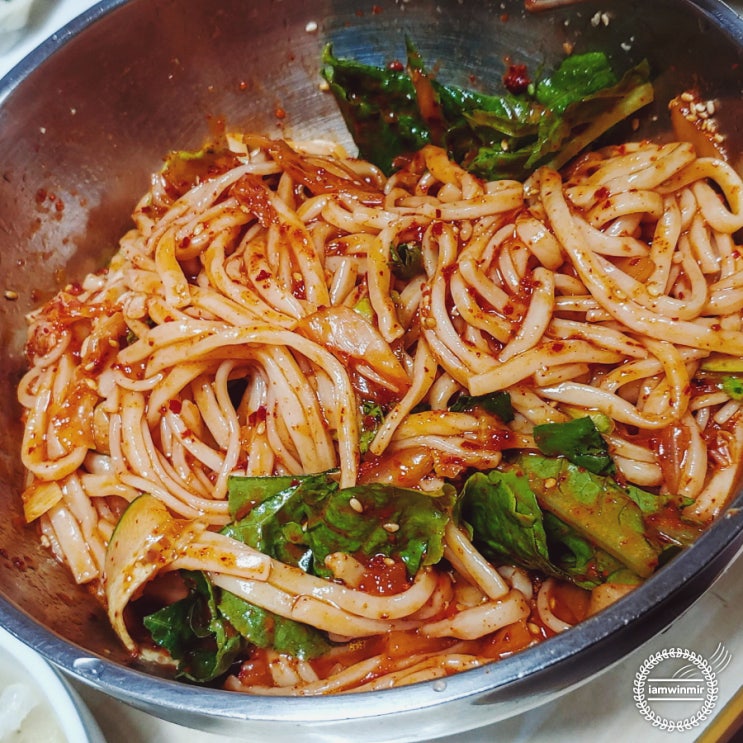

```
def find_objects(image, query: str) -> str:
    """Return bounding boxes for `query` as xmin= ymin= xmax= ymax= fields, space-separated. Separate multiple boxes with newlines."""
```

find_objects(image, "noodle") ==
xmin=16 ymin=132 xmax=743 ymax=694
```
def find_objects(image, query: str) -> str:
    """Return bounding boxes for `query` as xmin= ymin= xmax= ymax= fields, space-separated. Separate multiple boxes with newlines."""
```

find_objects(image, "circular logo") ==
xmin=633 ymin=647 xmax=719 ymax=732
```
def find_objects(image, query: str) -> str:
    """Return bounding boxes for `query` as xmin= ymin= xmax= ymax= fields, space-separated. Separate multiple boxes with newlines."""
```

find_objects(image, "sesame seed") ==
xmin=423 ymin=316 xmax=437 ymax=329
xmin=383 ymin=557 xmax=395 ymax=566
xmin=383 ymin=522 xmax=400 ymax=533
xmin=3 ymin=289 xmax=18 ymax=300
xmin=349 ymin=497 xmax=364 ymax=513
xmin=544 ymin=478 xmax=557 ymax=489
xmin=681 ymin=91 xmax=695 ymax=102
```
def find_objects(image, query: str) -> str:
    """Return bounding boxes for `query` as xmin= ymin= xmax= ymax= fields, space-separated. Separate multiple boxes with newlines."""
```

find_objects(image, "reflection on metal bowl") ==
xmin=1 ymin=1 xmax=743 ymax=740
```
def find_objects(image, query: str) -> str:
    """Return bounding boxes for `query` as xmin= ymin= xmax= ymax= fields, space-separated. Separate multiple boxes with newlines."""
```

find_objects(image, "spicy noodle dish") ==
xmin=16 ymin=40 xmax=743 ymax=694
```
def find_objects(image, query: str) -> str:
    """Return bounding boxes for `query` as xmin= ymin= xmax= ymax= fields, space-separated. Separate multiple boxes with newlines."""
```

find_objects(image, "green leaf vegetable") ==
xmin=321 ymin=43 xmax=653 ymax=179
xmin=224 ymin=472 xmax=452 ymax=578
xmin=449 ymin=390 xmax=515 ymax=423
xmin=459 ymin=454 xmax=702 ymax=588
xmin=143 ymin=571 xmax=245 ymax=683
xmin=359 ymin=400 xmax=385 ymax=454
xmin=143 ymin=571 xmax=329 ymax=683
xmin=143 ymin=474 xmax=452 ymax=679
xmin=532 ymin=416 xmax=614 ymax=475
xmin=389 ymin=241 xmax=424 ymax=280
xmin=722 ymin=375 xmax=743 ymax=400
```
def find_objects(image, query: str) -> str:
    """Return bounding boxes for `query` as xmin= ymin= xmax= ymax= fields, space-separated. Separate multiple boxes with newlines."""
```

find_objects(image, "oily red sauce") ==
xmin=357 ymin=554 xmax=411 ymax=595
xmin=548 ymin=581 xmax=592 ymax=626
xmin=479 ymin=617 xmax=537 ymax=658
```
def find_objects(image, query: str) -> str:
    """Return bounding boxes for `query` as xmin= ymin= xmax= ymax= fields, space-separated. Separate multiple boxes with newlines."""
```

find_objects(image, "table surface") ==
xmin=2 ymin=2 xmax=743 ymax=742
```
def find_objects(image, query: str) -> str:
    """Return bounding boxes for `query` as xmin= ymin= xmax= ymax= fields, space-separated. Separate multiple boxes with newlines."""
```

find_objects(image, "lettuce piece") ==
xmin=389 ymin=241 xmax=424 ymax=280
xmin=532 ymin=416 xmax=614 ymax=475
xmin=143 ymin=572 xmax=244 ymax=683
xmin=225 ymin=473 xmax=452 ymax=578
xmin=460 ymin=453 xmax=701 ymax=587
xmin=459 ymin=468 xmax=627 ymax=588
xmin=449 ymin=390 xmax=514 ymax=423
xmin=515 ymin=455 xmax=675 ymax=578
xmin=534 ymin=51 xmax=618 ymax=114
xmin=218 ymin=590 xmax=330 ymax=660
xmin=322 ymin=43 xmax=653 ymax=180
xmin=321 ymin=45 xmax=430 ymax=175
xmin=142 ymin=473 xmax=451 ymax=674
xmin=143 ymin=570 xmax=330 ymax=681
xmin=359 ymin=400 xmax=385 ymax=454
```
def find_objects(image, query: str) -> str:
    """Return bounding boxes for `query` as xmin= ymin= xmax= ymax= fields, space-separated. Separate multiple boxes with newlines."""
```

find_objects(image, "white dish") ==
xmin=0 ymin=625 xmax=105 ymax=743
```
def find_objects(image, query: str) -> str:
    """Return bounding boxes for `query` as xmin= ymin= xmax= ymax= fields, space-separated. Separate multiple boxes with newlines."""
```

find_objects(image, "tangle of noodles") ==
xmin=17 ymin=132 xmax=743 ymax=694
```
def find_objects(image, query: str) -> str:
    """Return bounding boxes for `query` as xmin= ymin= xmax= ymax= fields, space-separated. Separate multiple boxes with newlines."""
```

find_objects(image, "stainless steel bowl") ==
xmin=2 ymin=1 xmax=743 ymax=740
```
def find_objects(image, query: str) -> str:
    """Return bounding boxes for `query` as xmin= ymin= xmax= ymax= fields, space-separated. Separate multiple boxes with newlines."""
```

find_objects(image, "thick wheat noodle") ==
xmin=675 ymin=413 xmax=709 ymax=499
xmin=16 ymin=135 xmax=743 ymax=695
xmin=685 ymin=425 xmax=743 ymax=521
xmin=537 ymin=579 xmax=573 ymax=633
xmin=354 ymin=654 xmax=486 ymax=690
xmin=370 ymin=337 xmax=438 ymax=455
xmin=468 ymin=340 xmax=624 ymax=394
xmin=22 ymin=382 xmax=89 ymax=481
xmin=60 ymin=473 xmax=107 ymax=571
xmin=539 ymin=169 xmax=743 ymax=355
xmin=386 ymin=435 xmax=503 ymax=468
xmin=574 ymin=216 xmax=649 ymax=257
xmin=645 ymin=194 xmax=681 ymax=294
xmin=595 ymin=240 xmax=708 ymax=320
xmin=443 ymin=523 xmax=509 ymax=599
xmin=449 ymin=269 xmax=513 ymax=343
xmin=265 ymin=560 xmax=439 ymax=620
xmin=498 ymin=266 xmax=554 ymax=361
xmin=587 ymin=188 xmax=665 ymax=226
xmin=548 ymin=318 xmax=647 ymax=358
xmin=640 ymin=339 xmax=693 ymax=419
xmin=47 ymin=504 xmax=98 ymax=584
xmin=211 ymin=574 xmax=420 ymax=637
xmin=566 ymin=142 xmax=695 ymax=202
xmin=421 ymin=590 xmax=530 ymax=640
xmin=537 ymin=381 xmax=676 ymax=428
xmin=611 ymin=454 xmax=663 ymax=487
